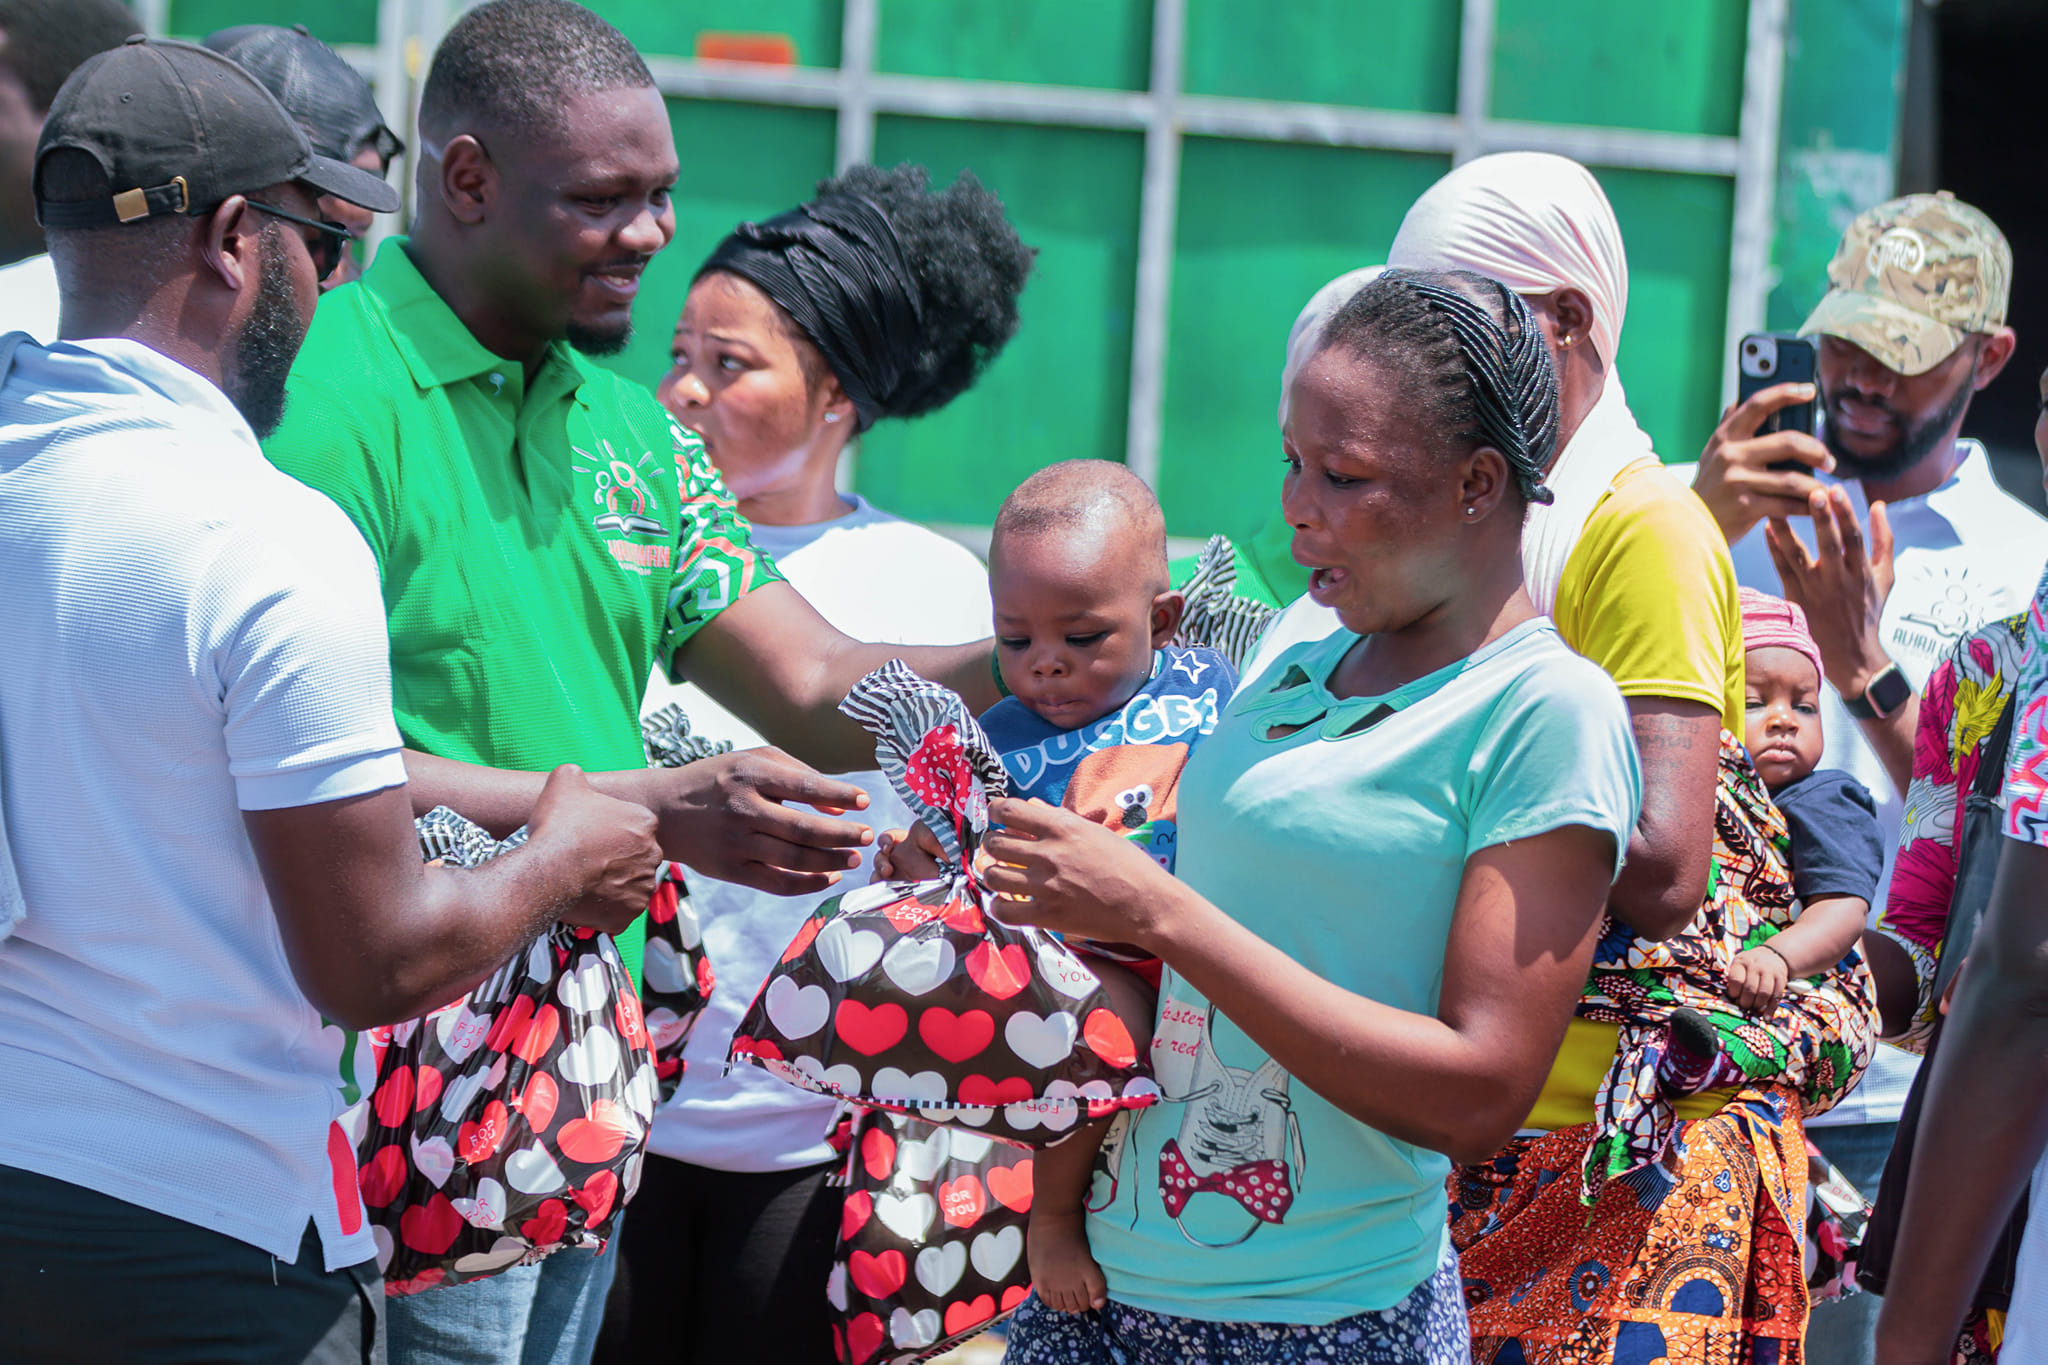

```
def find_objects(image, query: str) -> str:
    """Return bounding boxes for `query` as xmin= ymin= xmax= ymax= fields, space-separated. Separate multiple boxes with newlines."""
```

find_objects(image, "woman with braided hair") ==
xmin=982 ymin=268 xmax=1642 ymax=1363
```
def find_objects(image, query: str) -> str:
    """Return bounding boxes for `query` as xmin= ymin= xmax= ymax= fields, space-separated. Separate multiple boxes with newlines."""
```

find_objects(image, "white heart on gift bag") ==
xmin=557 ymin=1027 xmax=620 ymax=1086
xmin=895 ymin=1133 xmax=947 ymax=1182
xmin=953 ymin=1106 xmax=993 ymax=1128
xmin=453 ymin=1236 xmax=528 ymax=1277
xmin=436 ymin=1002 xmax=493 ymax=1063
xmin=796 ymin=1055 xmax=865 ymax=1096
xmin=765 ymin=976 xmax=830 ymax=1039
xmin=914 ymin=1240 xmax=967 ymax=1295
xmin=874 ymin=1191 xmax=936 ymax=1241
xmin=870 ymin=1067 xmax=949 ymax=1105
xmin=816 ymin=920 xmax=885 ymax=983
xmin=504 ymin=1141 xmax=567 ymax=1195
xmin=645 ymin=1006 xmax=685 ymax=1050
xmin=947 ymin=1132 xmax=994 ymax=1163
xmin=439 ymin=1068 xmax=487 ymax=1124
xmin=1004 ymin=1010 xmax=1079 ymax=1069
xmin=891 ymin=1306 xmax=943 ymax=1348
xmin=371 ymin=1223 xmax=395 ymax=1272
xmin=336 ymin=1096 xmax=372 ymax=1148
xmin=880 ymin=936 xmax=955 ymax=997
xmin=410 ymin=1133 xmax=456 ymax=1188
xmin=451 ymin=1176 xmax=507 ymax=1229
xmin=1122 ymin=1076 xmax=1161 ymax=1101
xmin=826 ymin=1261 xmax=849 ymax=1312
xmin=387 ymin=1018 xmax=420 ymax=1048
xmin=671 ymin=895 xmax=703 ymax=951
xmin=970 ymin=1224 xmax=1024 ymax=1280
xmin=1035 ymin=942 xmax=1101 ymax=1000
xmin=622 ymin=1061 xmax=661 ymax=1123
xmin=641 ymin=936 xmax=691 ymax=995
xmin=526 ymin=936 xmax=553 ymax=983
xmin=556 ymin=958 xmax=610 ymax=1013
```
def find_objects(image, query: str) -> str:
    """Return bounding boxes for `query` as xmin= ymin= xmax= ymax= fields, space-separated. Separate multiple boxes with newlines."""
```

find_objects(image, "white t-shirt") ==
xmin=0 ymin=254 xmax=59 ymax=341
xmin=643 ymin=494 xmax=991 ymax=1172
xmin=1678 ymin=440 xmax=2048 ymax=1126
xmin=0 ymin=335 xmax=406 ymax=1268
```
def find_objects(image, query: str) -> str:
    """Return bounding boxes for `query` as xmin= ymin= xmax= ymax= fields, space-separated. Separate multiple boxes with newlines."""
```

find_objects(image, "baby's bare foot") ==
xmin=1028 ymin=1208 xmax=1107 ymax=1314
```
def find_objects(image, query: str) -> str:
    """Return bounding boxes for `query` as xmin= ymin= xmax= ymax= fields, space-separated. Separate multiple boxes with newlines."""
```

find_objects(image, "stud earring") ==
xmin=824 ymin=412 xmax=841 ymax=423
xmin=1464 ymin=506 xmax=1477 ymax=518
xmin=1559 ymin=333 xmax=1574 ymax=348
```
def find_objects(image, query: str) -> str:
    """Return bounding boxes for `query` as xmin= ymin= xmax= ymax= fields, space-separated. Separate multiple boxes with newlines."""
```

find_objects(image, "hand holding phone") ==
xmin=1690 ymin=335 xmax=1836 ymax=544
xmin=1738 ymin=334 xmax=1822 ymax=453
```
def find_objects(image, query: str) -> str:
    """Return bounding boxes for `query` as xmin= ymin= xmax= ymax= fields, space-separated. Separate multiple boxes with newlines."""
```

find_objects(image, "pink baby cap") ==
xmin=1740 ymin=587 xmax=1825 ymax=686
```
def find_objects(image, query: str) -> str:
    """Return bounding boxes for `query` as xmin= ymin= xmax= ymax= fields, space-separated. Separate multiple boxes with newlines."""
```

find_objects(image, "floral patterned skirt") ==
xmin=1451 ymin=1087 xmax=1809 ymax=1364
xmin=1003 ymin=1249 xmax=1472 ymax=1364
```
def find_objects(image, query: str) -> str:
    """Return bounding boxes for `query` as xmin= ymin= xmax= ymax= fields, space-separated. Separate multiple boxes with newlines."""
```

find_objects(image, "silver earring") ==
xmin=824 ymin=412 xmax=842 ymax=423
xmin=1464 ymin=506 xmax=1477 ymax=517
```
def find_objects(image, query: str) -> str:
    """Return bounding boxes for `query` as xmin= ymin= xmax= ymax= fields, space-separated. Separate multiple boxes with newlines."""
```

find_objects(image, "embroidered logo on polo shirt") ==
xmin=572 ymin=440 xmax=672 ymax=575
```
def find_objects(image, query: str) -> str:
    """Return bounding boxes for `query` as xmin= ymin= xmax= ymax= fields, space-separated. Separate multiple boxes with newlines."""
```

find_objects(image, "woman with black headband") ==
xmin=618 ymin=163 xmax=1032 ymax=1365
xmin=977 ymin=268 xmax=1641 ymax=1363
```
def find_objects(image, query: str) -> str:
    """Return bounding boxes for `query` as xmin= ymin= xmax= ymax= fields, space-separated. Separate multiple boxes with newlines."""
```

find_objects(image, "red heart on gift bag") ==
xmin=414 ymin=1064 xmax=444 ymax=1114
xmin=557 ymin=1098 xmax=633 ymax=1164
xmin=939 ymin=1174 xmax=985 ymax=1228
xmin=861 ymin=1126 xmax=897 ymax=1182
xmin=943 ymin=1295 xmax=996 ymax=1337
xmin=831 ymin=1324 xmax=846 ymax=1364
xmin=841 ymin=1189 xmax=873 ymax=1239
xmin=846 ymin=1311 xmax=887 ymax=1365
xmin=959 ymin=1074 xmax=1033 ymax=1107
xmin=881 ymin=899 xmax=939 ymax=934
xmin=988 ymin=1160 xmax=1033 ymax=1213
xmin=697 ymin=955 xmax=716 ymax=996
xmin=372 ymin=1066 xmax=415 ymax=1129
xmin=486 ymin=995 xmax=535 ymax=1054
xmin=782 ymin=916 xmax=824 ymax=964
xmin=918 ymin=1007 xmax=994 ymax=1064
xmin=520 ymin=1196 xmax=567 ymax=1247
xmin=848 ymin=1248 xmax=907 ymax=1299
xmin=1083 ymin=1008 xmax=1138 ymax=1069
xmin=732 ymin=1034 xmax=783 ymax=1063
xmin=457 ymin=1099 xmax=511 ymax=1164
xmin=1000 ymin=1284 xmax=1030 ymax=1312
xmin=614 ymin=992 xmax=647 ymax=1051
xmin=939 ymin=898 xmax=986 ymax=934
xmin=646 ymin=878 xmax=678 ymax=925
xmin=511 ymin=1072 xmax=558 ymax=1132
xmin=358 ymin=1143 xmax=407 ymax=1207
xmin=964 ymin=943 xmax=1030 ymax=1000
xmin=399 ymin=1192 xmax=464 ymax=1254
xmin=835 ymin=1000 xmax=909 ymax=1056
xmin=573 ymin=1168 xmax=618 ymax=1224
xmin=511 ymin=1003 xmax=561 ymax=1065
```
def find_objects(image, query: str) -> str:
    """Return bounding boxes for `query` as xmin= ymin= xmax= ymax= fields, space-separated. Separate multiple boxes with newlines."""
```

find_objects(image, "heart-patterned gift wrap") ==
xmin=356 ymin=809 xmax=693 ymax=1296
xmin=830 ymin=1109 xmax=1034 ymax=1365
xmin=729 ymin=663 xmax=1160 ymax=1145
xmin=639 ymin=703 xmax=723 ymax=1099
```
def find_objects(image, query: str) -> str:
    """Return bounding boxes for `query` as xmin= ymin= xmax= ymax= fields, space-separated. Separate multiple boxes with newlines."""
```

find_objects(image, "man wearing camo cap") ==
xmin=1686 ymin=190 xmax=2044 ymax=1365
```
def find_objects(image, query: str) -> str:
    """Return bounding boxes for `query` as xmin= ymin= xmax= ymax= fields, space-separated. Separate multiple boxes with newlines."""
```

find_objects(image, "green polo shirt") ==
xmin=264 ymin=241 xmax=782 ymax=980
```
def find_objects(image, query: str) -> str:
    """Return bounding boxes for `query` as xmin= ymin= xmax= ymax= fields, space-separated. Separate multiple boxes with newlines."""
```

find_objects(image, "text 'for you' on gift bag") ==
xmin=729 ymin=660 xmax=1160 ymax=1146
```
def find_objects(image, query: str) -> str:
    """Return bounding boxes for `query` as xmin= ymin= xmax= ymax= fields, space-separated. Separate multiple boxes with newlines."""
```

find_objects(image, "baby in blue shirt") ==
xmin=977 ymin=460 xmax=1234 ymax=1313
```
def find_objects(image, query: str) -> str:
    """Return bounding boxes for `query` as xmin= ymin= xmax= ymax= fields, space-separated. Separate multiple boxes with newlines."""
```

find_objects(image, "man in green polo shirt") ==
xmin=262 ymin=3 xmax=998 ymax=1361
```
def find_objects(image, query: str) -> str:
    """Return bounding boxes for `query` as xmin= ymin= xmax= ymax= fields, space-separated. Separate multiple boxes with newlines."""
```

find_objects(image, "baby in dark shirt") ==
xmin=1726 ymin=588 xmax=1884 ymax=1011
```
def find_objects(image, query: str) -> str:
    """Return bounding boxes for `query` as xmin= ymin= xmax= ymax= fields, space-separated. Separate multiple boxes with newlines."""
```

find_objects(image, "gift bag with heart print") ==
xmin=728 ymin=661 xmax=1159 ymax=1146
xmin=830 ymin=1108 xmax=1034 ymax=1365
xmin=354 ymin=809 xmax=674 ymax=1296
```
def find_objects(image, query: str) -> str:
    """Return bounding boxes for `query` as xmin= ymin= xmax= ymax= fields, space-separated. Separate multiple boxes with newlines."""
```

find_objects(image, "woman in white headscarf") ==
xmin=1246 ymin=154 xmax=1876 ymax=1363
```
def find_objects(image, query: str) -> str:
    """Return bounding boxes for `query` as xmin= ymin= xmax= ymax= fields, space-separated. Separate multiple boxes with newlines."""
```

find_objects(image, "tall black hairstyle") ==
xmin=1319 ymin=267 xmax=1560 ymax=506
xmin=699 ymin=162 xmax=1036 ymax=428
xmin=0 ymin=0 xmax=141 ymax=112
xmin=417 ymin=0 xmax=653 ymax=138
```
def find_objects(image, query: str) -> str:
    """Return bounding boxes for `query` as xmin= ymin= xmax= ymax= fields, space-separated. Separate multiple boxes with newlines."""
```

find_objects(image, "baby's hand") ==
xmin=1726 ymin=945 xmax=1789 ymax=1013
xmin=873 ymin=823 xmax=946 ymax=883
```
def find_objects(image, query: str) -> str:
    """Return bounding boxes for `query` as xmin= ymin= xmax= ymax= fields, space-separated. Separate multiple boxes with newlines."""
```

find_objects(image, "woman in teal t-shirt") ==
xmin=984 ymin=270 xmax=1642 ymax=1362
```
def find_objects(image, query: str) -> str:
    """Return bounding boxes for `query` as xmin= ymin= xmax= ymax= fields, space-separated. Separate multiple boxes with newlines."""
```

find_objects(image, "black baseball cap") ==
xmin=33 ymin=36 xmax=400 ymax=230
xmin=202 ymin=24 xmax=404 ymax=167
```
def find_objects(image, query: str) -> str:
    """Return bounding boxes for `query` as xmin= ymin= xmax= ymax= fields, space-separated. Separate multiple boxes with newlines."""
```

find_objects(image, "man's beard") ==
xmin=228 ymin=231 xmax=311 ymax=439
xmin=566 ymin=318 xmax=633 ymax=356
xmin=1822 ymin=360 xmax=1976 ymax=482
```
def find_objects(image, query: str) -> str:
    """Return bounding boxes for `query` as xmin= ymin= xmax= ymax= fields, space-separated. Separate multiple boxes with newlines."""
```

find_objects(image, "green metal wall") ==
xmin=160 ymin=0 xmax=1909 ymax=543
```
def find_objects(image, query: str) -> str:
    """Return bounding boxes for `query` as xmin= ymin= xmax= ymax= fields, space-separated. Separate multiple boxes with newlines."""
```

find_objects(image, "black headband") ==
xmin=699 ymin=193 xmax=924 ymax=431
xmin=1389 ymin=270 xmax=1559 ymax=505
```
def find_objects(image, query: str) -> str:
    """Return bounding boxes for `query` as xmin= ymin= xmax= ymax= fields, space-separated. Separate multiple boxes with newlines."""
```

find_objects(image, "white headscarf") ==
xmin=1387 ymin=152 xmax=1655 ymax=613
xmin=1277 ymin=265 xmax=1385 ymax=426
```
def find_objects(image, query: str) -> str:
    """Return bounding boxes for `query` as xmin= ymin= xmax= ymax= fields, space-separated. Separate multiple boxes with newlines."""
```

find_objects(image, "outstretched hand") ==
xmin=641 ymin=747 xmax=874 ymax=896
xmin=979 ymin=797 xmax=1181 ymax=947
xmin=1765 ymin=484 xmax=1896 ymax=696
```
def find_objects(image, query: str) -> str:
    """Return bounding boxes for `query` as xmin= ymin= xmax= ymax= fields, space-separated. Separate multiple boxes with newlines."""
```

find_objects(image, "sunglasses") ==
xmin=244 ymin=199 xmax=354 ymax=282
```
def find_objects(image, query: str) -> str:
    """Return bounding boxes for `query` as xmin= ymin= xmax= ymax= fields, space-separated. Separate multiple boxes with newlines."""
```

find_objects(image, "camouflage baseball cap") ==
xmin=1798 ymin=190 xmax=2011 ymax=377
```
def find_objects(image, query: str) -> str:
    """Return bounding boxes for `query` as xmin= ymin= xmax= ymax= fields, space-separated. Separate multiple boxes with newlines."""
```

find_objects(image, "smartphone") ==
xmin=1738 ymin=331 xmax=1821 ymax=442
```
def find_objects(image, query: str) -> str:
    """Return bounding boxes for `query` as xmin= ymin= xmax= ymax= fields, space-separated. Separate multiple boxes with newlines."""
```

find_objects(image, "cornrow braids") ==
xmin=1320 ymin=268 xmax=1560 ymax=505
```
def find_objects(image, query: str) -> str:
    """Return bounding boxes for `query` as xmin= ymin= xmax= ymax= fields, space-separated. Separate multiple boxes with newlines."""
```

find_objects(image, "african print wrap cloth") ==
xmin=1453 ymin=1085 xmax=1809 ymax=1364
xmin=1577 ymin=734 xmax=1878 ymax=1199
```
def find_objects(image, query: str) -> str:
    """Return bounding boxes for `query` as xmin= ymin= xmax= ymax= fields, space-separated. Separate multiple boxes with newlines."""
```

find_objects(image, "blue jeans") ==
xmin=1806 ymin=1122 xmax=1896 ymax=1365
xmin=387 ymin=1234 xmax=619 ymax=1365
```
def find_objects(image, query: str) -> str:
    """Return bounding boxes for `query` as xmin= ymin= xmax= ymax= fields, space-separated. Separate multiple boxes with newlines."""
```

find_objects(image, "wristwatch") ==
xmin=1842 ymin=661 xmax=1911 ymax=721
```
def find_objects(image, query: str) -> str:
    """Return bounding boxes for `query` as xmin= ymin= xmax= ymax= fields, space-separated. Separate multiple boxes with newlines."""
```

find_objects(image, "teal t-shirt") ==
xmin=1087 ymin=617 xmax=1642 ymax=1324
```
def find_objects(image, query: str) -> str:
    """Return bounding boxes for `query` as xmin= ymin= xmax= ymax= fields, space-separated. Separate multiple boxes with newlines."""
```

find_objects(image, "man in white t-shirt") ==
xmin=1681 ymin=191 xmax=2044 ymax=1365
xmin=0 ymin=41 xmax=661 ymax=1363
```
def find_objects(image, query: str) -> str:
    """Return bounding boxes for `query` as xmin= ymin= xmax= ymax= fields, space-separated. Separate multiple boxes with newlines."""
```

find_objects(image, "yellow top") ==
xmin=1527 ymin=457 xmax=1748 ymax=1128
